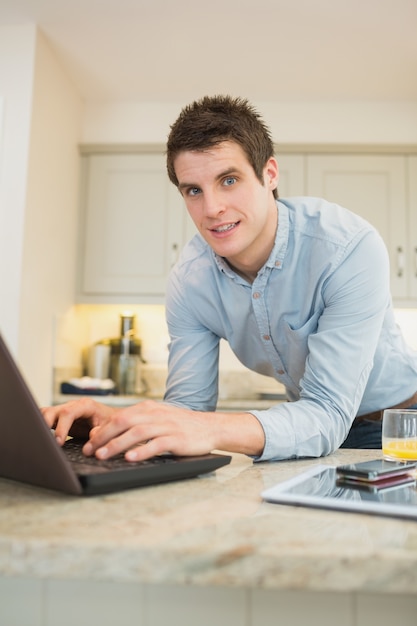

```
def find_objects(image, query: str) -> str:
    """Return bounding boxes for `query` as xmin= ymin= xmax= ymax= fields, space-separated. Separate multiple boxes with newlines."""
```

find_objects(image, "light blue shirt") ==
xmin=164 ymin=197 xmax=417 ymax=461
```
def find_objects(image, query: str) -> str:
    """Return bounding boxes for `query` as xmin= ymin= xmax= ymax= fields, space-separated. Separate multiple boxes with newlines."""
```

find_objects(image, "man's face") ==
xmin=174 ymin=141 xmax=279 ymax=276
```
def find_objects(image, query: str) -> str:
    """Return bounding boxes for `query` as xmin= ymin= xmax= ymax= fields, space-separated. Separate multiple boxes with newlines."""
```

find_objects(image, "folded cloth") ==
xmin=60 ymin=377 xmax=117 ymax=395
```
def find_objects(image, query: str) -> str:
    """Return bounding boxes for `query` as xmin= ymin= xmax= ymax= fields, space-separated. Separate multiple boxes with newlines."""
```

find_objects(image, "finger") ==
xmin=42 ymin=404 xmax=80 ymax=444
xmin=40 ymin=406 xmax=61 ymax=429
xmin=42 ymin=399 xmax=110 ymax=446
xmin=84 ymin=418 xmax=168 ymax=459
xmin=125 ymin=436 xmax=175 ymax=462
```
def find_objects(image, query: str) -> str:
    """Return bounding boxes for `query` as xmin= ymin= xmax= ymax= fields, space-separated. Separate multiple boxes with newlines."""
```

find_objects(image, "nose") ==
xmin=202 ymin=189 xmax=225 ymax=218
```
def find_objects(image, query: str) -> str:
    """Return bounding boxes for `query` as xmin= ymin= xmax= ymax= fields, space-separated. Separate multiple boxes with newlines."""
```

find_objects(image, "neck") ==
xmin=226 ymin=262 xmax=258 ymax=284
xmin=226 ymin=203 xmax=278 ymax=283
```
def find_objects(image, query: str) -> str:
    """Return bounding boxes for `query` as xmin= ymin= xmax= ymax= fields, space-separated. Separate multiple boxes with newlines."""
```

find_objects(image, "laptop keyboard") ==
xmin=63 ymin=438 xmax=177 ymax=473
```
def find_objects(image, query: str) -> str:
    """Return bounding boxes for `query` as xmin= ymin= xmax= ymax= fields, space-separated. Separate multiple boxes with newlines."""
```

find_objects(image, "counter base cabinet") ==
xmin=77 ymin=153 xmax=195 ymax=303
xmin=2 ymin=578 xmax=417 ymax=626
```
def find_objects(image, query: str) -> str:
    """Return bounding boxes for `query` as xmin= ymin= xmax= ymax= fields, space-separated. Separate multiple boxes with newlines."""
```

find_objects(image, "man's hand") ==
xmin=41 ymin=398 xmax=116 ymax=446
xmin=41 ymin=398 xmax=266 ymax=461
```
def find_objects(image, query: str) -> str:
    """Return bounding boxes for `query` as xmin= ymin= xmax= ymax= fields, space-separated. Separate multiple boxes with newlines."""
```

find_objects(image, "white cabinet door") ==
xmin=79 ymin=153 xmax=186 ymax=300
xmin=182 ymin=199 xmax=197 ymax=247
xmin=306 ymin=155 xmax=408 ymax=300
xmin=275 ymin=154 xmax=305 ymax=197
xmin=408 ymin=156 xmax=417 ymax=301
xmin=78 ymin=151 xmax=415 ymax=304
xmin=78 ymin=152 xmax=304 ymax=302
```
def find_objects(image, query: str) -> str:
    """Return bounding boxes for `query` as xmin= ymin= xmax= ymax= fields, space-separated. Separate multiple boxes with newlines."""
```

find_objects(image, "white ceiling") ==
xmin=1 ymin=0 xmax=417 ymax=103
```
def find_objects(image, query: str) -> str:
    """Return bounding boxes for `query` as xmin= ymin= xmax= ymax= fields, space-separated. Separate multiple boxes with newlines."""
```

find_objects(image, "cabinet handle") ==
xmin=415 ymin=247 xmax=417 ymax=277
xmin=171 ymin=243 xmax=179 ymax=267
xmin=396 ymin=246 xmax=405 ymax=278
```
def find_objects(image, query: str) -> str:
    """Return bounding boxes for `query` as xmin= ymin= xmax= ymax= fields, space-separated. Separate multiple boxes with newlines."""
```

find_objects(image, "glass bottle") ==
xmin=109 ymin=313 xmax=145 ymax=395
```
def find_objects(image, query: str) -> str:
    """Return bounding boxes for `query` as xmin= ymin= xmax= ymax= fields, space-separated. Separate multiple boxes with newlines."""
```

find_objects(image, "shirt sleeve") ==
xmin=163 ymin=264 xmax=221 ymax=411
xmin=251 ymin=228 xmax=391 ymax=461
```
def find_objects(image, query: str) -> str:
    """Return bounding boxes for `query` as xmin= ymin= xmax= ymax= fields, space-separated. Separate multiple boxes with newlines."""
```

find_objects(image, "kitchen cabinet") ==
xmin=408 ymin=156 xmax=417 ymax=301
xmin=77 ymin=152 xmax=195 ymax=303
xmin=77 ymin=152 xmax=304 ymax=303
xmin=77 ymin=148 xmax=417 ymax=305
xmin=275 ymin=154 xmax=304 ymax=196
xmin=305 ymin=154 xmax=415 ymax=304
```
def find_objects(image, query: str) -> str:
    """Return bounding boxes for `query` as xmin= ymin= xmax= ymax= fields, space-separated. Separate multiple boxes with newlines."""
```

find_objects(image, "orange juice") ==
xmin=382 ymin=438 xmax=417 ymax=460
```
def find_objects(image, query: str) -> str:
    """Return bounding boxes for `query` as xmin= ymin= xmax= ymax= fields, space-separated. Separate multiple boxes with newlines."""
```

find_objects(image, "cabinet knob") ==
xmin=396 ymin=246 xmax=405 ymax=278
xmin=171 ymin=243 xmax=179 ymax=267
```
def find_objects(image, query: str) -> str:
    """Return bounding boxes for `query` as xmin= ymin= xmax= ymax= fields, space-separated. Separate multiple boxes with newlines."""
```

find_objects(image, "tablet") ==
xmin=261 ymin=464 xmax=417 ymax=520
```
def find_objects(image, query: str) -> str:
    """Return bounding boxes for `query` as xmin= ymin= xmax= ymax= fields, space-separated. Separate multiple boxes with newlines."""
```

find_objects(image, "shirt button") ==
xmin=275 ymin=261 xmax=281 ymax=267
xmin=253 ymin=292 xmax=261 ymax=299
xmin=277 ymin=369 xmax=284 ymax=375
xmin=263 ymin=335 xmax=271 ymax=341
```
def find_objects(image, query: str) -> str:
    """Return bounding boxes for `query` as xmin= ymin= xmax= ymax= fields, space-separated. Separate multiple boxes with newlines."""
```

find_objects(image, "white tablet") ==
xmin=261 ymin=464 xmax=417 ymax=520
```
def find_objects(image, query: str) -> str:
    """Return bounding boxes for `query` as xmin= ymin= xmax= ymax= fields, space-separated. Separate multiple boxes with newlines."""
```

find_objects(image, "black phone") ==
xmin=336 ymin=459 xmax=417 ymax=483
xmin=336 ymin=473 xmax=416 ymax=492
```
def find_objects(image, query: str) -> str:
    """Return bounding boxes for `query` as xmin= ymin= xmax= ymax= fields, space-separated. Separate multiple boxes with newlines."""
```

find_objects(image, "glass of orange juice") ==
xmin=382 ymin=409 xmax=417 ymax=461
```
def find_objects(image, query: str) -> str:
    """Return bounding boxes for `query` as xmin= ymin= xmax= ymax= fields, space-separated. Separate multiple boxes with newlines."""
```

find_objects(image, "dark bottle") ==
xmin=109 ymin=313 xmax=145 ymax=395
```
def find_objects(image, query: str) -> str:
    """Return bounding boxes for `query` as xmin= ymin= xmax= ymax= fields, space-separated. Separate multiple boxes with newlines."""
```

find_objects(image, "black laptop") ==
xmin=0 ymin=334 xmax=231 ymax=495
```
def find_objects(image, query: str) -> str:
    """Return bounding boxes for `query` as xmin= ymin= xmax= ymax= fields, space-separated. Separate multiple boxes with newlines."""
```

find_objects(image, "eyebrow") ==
xmin=178 ymin=167 xmax=240 ymax=192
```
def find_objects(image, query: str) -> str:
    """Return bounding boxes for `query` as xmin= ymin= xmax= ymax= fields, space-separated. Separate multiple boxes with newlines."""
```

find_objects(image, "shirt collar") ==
xmin=265 ymin=200 xmax=289 ymax=271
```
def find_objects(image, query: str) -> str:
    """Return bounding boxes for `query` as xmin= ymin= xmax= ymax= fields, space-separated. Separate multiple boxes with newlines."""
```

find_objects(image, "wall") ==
xmin=81 ymin=100 xmax=417 ymax=145
xmin=0 ymin=25 xmax=36 ymax=353
xmin=0 ymin=25 xmax=82 ymax=404
xmin=18 ymin=30 xmax=82 ymax=404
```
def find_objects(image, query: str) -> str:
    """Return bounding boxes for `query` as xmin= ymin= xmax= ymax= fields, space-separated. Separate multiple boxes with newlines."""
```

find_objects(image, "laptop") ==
xmin=0 ymin=334 xmax=231 ymax=496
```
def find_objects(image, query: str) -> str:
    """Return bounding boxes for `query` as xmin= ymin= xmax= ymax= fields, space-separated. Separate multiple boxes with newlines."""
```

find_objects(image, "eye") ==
xmin=187 ymin=187 xmax=201 ymax=197
xmin=223 ymin=176 xmax=236 ymax=187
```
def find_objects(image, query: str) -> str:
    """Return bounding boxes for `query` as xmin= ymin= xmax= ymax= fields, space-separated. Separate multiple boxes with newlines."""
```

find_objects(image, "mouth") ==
xmin=210 ymin=221 xmax=240 ymax=234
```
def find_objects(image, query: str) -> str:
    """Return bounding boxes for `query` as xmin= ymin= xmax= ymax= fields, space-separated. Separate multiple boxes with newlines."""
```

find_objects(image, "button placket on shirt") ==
xmin=251 ymin=268 xmax=287 ymax=381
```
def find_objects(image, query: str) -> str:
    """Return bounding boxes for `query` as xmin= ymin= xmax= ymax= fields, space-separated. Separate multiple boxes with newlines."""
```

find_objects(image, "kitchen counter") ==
xmin=2 ymin=448 xmax=417 ymax=625
xmin=53 ymin=392 xmax=285 ymax=410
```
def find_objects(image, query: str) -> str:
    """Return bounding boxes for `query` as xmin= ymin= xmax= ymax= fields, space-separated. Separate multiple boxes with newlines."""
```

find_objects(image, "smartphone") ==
xmin=336 ymin=459 xmax=417 ymax=483
xmin=336 ymin=473 xmax=416 ymax=492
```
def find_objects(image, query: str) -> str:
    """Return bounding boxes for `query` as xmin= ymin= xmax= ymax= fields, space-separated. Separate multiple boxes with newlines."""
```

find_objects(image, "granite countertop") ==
xmin=53 ymin=393 xmax=285 ymax=410
xmin=1 ymin=448 xmax=417 ymax=593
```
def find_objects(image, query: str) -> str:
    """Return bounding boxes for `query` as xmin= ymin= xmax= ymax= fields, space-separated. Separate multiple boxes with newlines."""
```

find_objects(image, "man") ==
xmin=43 ymin=95 xmax=417 ymax=462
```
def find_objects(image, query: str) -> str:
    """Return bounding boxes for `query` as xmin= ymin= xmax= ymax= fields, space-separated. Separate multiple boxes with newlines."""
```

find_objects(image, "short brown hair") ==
xmin=166 ymin=95 xmax=278 ymax=199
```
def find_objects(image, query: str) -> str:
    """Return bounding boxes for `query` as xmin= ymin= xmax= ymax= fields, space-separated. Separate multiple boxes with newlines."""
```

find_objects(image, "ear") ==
xmin=264 ymin=157 xmax=279 ymax=192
